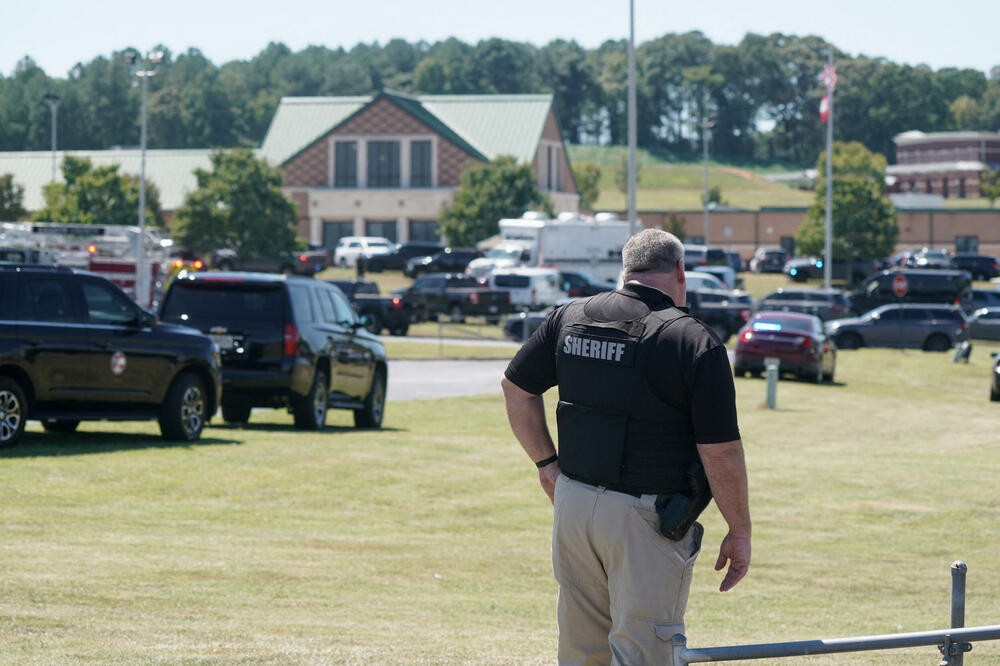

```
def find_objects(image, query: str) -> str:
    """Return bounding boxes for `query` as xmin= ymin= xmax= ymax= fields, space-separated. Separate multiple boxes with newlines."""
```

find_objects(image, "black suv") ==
xmin=365 ymin=241 xmax=443 ymax=272
xmin=159 ymin=272 xmax=387 ymax=429
xmin=0 ymin=265 xmax=221 ymax=447
xmin=758 ymin=287 xmax=852 ymax=321
xmin=404 ymin=248 xmax=482 ymax=278
xmin=951 ymin=253 xmax=1000 ymax=281
xmin=850 ymin=269 xmax=972 ymax=315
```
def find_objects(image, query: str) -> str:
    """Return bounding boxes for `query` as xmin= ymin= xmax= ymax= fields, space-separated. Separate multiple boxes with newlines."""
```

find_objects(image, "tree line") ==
xmin=1 ymin=33 xmax=998 ymax=166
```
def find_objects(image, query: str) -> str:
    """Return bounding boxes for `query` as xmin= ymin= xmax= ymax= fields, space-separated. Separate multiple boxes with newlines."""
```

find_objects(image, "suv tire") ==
xmin=42 ymin=419 xmax=80 ymax=433
xmin=0 ymin=377 xmax=27 ymax=448
xmin=448 ymin=303 xmax=465 ymax=323
xmin=221 ymin=403 xmax=252 ymax=424
xmin=293 ymin=369 xmax=328 ymax=430
xmin=835 ymin=332 xmax=862 ymax=350
xmin=364 ymin=312 xmax=383 ymax=335
xmin=159 ymin=372 xmax=207 ymax=441
xmin=389 ymin=323 xmax=409 ymax=336
xmin=923 ymin=333 xmax=951 ymax=352
xmin=354 ymin=368 xmax=386 ymax=428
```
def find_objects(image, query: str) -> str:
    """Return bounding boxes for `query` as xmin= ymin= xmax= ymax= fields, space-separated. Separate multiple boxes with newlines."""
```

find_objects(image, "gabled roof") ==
xmin=0 ymin=149 xmax=214 ymax=211
xmin=259 ymin=92 xmax=555 ymax=167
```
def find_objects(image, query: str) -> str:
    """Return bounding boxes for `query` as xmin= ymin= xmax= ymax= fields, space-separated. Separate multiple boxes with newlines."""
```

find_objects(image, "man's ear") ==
xmin=676 ymin=260 xmax=686 ymax=285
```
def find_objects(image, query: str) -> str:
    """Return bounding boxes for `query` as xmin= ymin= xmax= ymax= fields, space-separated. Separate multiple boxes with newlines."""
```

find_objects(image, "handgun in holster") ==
xmin=654 ymin=461 xmax=713 ymax=541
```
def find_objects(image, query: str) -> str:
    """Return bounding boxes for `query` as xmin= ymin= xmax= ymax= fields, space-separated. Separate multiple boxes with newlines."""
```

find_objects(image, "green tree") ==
xmin=706 ymin=185 xmax=726 ymax=206
xmin=571 ymin=162 xmax=602 ymax=209
xmin=613 ymin=154 xmax=642 ymax=196
xmin=176 ymin=149 xmax=298 ymax=255
xmin=795 ymin=141 xmax=898 ymax=267
xmin=0 ymin=173 xmax=28 ymax=220
xmin=32 ymin=156 xmax=163 ymax=226
xmin=662 ymin=212 xmax=686 ymax=241
xmin=439 ymin=155 xmax=552 ymax=246
xmin=981 ymin=170 xmax=1000 ymax=207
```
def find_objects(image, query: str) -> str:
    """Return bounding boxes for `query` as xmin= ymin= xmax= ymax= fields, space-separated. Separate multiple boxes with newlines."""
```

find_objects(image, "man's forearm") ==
xmin=501 ymin=376 xmax=556 ymax=462
xmin=697 ymin=440 xmax=751 ymax=537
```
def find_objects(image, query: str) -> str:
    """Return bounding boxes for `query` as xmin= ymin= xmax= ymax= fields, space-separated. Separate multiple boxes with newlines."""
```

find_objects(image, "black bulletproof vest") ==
xmin=554 ymin=295 xmax=698 ymax=495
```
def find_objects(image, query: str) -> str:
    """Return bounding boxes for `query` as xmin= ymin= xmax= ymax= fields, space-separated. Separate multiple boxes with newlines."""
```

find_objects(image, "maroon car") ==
xmin=733 ymin=311 xmax=836 ymax=383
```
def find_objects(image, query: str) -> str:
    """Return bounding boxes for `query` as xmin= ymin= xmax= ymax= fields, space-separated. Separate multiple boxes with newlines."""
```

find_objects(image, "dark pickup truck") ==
xmin=394 ymin=272 xmax=512 ymax=323
xmin=327 ymin=279 xmax=420 ymax=336
xmin=686 ymin=288 xmax=754 ymax=343
xmin=783 ymin=256 xmax=883 ymax=285
xmin=209 ymin=248 xmax=331 ymax=276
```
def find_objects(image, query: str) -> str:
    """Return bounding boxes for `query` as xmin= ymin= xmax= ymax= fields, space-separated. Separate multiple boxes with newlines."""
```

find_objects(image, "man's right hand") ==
xmin=714 ymin=532 xmax=751 ymax=592
xmin=538 ymin=461 xmax=562 ymax=504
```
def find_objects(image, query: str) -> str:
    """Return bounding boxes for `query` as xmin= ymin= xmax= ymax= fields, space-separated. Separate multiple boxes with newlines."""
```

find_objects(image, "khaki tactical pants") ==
xmin=552 ymin=474 xmax=703 ymax=666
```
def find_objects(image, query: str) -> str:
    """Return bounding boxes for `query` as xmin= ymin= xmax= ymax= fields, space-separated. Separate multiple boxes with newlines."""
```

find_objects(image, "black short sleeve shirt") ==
xmin=504 ymin=283 xmax=740 ymax=444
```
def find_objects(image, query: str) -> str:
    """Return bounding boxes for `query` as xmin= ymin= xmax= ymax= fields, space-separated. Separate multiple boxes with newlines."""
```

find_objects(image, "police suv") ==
xmin=0 ymin=265 xmax=222 ymax=447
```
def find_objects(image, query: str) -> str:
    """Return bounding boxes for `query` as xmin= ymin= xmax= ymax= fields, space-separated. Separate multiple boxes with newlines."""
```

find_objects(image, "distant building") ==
xmin=886 ymin=130 xmax=1000 ymax=198
xmin=258 ymin=90 xmax=579 ymax=249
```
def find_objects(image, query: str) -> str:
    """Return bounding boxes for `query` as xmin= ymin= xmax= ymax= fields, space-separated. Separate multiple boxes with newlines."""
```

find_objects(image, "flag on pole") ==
xmin=819 ymin=94 xmax=830 ymax=123
xmin=822 ymin=63 xmax=837 ymax=91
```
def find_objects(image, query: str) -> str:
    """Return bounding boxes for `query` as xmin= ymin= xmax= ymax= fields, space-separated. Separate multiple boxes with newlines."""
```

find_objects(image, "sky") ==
xmin=2 ymin=0 xmax=998 ymax=79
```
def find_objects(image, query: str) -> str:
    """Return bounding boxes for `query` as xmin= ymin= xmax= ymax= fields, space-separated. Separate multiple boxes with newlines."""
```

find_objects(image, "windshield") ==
xmin=485 ymin=247 xmax=524 ymax=260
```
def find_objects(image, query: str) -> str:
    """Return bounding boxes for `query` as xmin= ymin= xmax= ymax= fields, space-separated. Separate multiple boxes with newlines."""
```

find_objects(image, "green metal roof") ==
xmin=260 ymin=93 xmax=554 ymax=167
xmin=0 ymin=149 xmax=214 ymax=212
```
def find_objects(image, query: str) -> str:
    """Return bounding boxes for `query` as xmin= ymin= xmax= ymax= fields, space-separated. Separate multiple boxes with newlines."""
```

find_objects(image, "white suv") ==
xmin=333 ymin=236 xmax=393 ymax=268
xmin=489 ymin=267 xmax=568 ymax=311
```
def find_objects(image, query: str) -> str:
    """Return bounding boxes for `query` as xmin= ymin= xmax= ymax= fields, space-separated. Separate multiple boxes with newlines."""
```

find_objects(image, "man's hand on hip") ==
xmin=538 ymin=461 xmax=561 ymax=503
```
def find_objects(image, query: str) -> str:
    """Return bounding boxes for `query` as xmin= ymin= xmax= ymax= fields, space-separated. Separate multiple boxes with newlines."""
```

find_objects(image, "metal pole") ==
xmin=44 ymin=94 xmax=60 ymax=182
xmin=627 ymin=0 xmax=638 ymax=235
xmin=137 ymin=71 xmax=149 ymax=309
xmin=702 ymin=118 xmax=710 ymax=244
xmin=823 ymin=49 xmax=834 ymax=290
xmin=950 ymin=560 xmax=968 ymax=666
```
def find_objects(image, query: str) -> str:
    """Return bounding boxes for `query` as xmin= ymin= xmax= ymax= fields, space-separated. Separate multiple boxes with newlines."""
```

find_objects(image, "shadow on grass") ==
xmin=1 ymin=430 xmax=242 ymax=458
xmin=209 ymin=422 xmax=406 ymax=434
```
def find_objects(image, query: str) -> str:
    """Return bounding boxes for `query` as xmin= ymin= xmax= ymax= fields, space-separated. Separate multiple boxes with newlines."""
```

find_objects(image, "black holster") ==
xmin=654 ymin=461 xmax=713 ymax=541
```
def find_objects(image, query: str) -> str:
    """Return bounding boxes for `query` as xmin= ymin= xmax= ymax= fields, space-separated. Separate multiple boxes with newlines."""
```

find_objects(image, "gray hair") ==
xmin=621 ymin=228 xmax=684 ymax=276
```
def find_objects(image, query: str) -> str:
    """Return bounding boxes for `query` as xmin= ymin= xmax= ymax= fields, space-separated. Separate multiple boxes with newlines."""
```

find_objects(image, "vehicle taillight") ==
xmin=299 ymin=254 xmax=308 ymax=263
xmin=699 ymin=258 xmax=707 ymax=265
xmin=391 ymin=296 xmax=403 ymax=311
xmin=88 ymin=244 xmax=97 ymax=254
xmin=739 ymin=308 xmax=751 ymax=322
xmin=741 ymin=330 xmax=753 ymax=342
xmin=193 ymin=260 xmax=203 ymax=269
xmin=283 ymin=323 xmax=299 ymax=356
xmin=799 ymin=336 xmax=814 ymax=348
xmin=468 ymin=292 xmax=479 ymax=305
xmin=173 ymin=259 xmax=183 ymax=268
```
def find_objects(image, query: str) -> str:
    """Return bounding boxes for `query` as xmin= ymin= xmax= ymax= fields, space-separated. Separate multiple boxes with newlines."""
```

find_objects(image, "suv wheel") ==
xmin=448 ymin=304 xmax=465 ymax=323
xmin=42 ymin=419 xmax=80 ymax=433
xmin=293 ymin=369 xmax=328 ymax=430
xmin=364 ymin=312 xmax=383 ymax=335
xmin=354 ymin=368 xmax=386 ymax=428
xmin=835 ymin=332 xmax=862 ymax=350
xmin=389 ymin=324 xmax=409 ymax=336
xmin=923 ymin=333 xmax=951 ymax=352
xmin=221 ymin=403 xmax=252 ymax=424
xmin=159 ymin=372 xmax=207 ymax=441
xmin=0 ymin=377 xmax=27 ymax=448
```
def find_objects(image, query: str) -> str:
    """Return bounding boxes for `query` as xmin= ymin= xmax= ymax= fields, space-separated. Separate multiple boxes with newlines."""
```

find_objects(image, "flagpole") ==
xmin=627 ymin=0 xmax=638 ymax=235
xmin=823 ymin=50 xmax=834 ymax=290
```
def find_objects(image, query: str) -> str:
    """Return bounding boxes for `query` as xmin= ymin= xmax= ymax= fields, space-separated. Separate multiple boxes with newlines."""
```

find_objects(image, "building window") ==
xmin=968 ymin=147 xmax=977 ymax=161
xmin=322 ymin=221 xmax=355 ymax=250
xmin=334 ymin=141 xmax=357 ymax=187
xmin=411 ymin=140 xmax=432 ymax=187
xmin=367 ymin=141 xmax=401 ymax=188
xmin=410 ymin=220 xmax=440 ymax=243
xmin=547 ymin=146 xmax=553 ymax=190
xmin=366 ymin=220 xmax=398 ymax=243
xmin=956 ymin=235 xmax=978 ymax=253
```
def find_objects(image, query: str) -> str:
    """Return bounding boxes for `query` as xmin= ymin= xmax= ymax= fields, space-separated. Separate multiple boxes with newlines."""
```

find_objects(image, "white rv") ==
xmin=497 ymin=211 xmax=631 ymax=284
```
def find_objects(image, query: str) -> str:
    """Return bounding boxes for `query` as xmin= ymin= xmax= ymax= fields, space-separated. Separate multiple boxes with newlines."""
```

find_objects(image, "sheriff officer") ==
xmin=501 ymin=228 xmax=751 ymax=665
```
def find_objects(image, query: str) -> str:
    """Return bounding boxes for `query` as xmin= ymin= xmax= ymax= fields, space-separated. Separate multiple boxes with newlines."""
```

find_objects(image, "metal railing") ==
xmin=671 ymin=562 xmax=1000 ymax=665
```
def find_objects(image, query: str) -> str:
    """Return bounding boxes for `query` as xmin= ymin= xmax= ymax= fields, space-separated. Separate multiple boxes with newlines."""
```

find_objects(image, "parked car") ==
xmin=466 ymin=242 xmax=532 ymax=278
xmin=394 ymin=272 xmax=512 ymax=323
xmin=333 ymin=236 xmax=393 ymax=268
xmin=733 ymin=311 xmax=836 ymax=383
xmin=905 ymin=247 xmax=951 ymax=269
xmin=825 ymin=303 xmax=968 ymax=352
xmin=489 ymin=267 xmax=568 ymax=311
xmin=210 ymin=248 xmax=330 ymax=276
xmin=968 ymin=307 xmax=1000 ymax=341
xmin=783 ymin=256 xmax=882 ymax=284
xmin=159 ymin=272 xmax=387 ymax=429
xmin=990 ymin=353 xmax=1000 ymax=402
xmin=849 ymin=269 xmax=972 ymax=315
xmin=952 ymin=254 xmax=1000 ymax=280
xmin=405 ymin=248 xmax=483 ymax=278
xmin=683 ymin=244 xmax=730 ymax=271
xmin=725 ymin=250 xmax=744 ymax=273
xmin=685 ymin=271 xmax=728 ymax=291
xmin=0 ymin=265 xmax=222 ymax=447
xmin=969 ymin=288 xmax=1000 ymax=313
xmin=685 ymin=288 xmax=754 ymax=343
xmin=749 ymin=247 xmax=788 ymax=273
xmin=559 ymin=270 xmax=615 ymax=297
xmin=758 ymin=287 xmax=853 ymax=321
xmin=503 ymin=305 xmax=557 ymax=341
xmin=698 ymin=264 xmax=741 ymax=290
xmin=363 ymin=241 xmax=443 ymax=272
xmin=327 ymin=278 xmax=420 ymax=336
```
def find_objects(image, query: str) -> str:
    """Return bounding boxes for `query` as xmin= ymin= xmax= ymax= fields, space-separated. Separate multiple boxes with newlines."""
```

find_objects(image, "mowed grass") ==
xmin=3 ymin=342 xmax=1000 ymax=664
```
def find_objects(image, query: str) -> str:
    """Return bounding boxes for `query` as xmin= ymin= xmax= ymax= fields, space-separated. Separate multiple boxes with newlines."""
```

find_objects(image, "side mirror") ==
xmin=357 ymin=315 xmax=371 ymax=329
xmin=136 ymin=310 xmax=157 ymax=328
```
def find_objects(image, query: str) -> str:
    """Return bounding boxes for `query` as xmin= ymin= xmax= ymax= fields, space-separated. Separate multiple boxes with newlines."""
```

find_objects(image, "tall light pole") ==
xmin=699 ymin=111 xmax=715 ymax=245
xmin=822 ymin=50 xmax=835 ymax=290
xmin=627 ymin=0 xmax=638 ymax=234
xmin=43 ymin=93 xmax=60 ymax=182
xmin=125 ymin=49 xmax=163 ymax=309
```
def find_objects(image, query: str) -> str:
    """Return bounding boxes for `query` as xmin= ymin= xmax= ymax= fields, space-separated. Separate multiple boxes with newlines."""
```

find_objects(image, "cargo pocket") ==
xmin=556 ymin=400 xmax=627 ymax=485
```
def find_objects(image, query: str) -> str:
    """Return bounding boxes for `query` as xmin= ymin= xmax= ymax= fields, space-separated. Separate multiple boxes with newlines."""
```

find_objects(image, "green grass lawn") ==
xmin=3 ymin=343 xmax=1000 ymax=663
